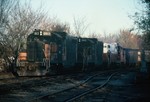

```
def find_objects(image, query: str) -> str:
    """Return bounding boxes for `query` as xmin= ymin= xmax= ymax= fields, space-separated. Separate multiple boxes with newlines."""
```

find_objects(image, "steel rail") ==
xmin=27 ymin=72 xmax=106 ymax=102
xmin=65 ymin=72 xmax=117 ymax=102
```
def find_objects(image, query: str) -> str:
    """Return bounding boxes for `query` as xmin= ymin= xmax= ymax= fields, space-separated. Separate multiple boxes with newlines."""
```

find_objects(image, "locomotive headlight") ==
xmin=40 ymin=31 xmax=42 ymax=35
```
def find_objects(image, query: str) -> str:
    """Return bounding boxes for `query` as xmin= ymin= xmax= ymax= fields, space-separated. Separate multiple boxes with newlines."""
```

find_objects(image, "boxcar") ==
xmin=124 ymin=48 xmax=139 ymax=67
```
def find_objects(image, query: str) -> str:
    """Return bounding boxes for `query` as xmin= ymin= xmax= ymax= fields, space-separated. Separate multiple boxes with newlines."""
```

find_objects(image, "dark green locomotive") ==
xmin=17 ymin=29 xmax=103 ymax=76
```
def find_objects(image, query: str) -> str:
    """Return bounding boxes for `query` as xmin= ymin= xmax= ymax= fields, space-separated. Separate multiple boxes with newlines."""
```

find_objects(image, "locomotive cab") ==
xmin=103 ymin=42 xmax=121 ymax=68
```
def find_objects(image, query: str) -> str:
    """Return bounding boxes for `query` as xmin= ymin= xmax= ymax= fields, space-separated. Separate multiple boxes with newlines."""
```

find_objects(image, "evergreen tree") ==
xmin=134 ymin=0 xmax=150 ymax=49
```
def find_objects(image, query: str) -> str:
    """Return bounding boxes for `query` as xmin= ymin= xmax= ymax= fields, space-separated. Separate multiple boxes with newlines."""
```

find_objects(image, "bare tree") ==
xmin=0 ymin=1 xmax=47 ymax=75
xmin=38 ymin=16 xmax=71 ymax=33
xmin=0 ymin=0 xmax=18 ymax=71
xmin=116 ymin=29 xmax=140 ymax=49
xmin=98 ymin=33 xmax=117 ymax=43
xmin=50 ymin=22 xmax=70 ymax=33
xmin=38 ymin=16 xmax=56 ymax=31
xmin=88 ymin=31 xmax=99 ymax=38
xmin=0 ymin=0 xmax=17 ymax=41
xmin=73 ymin=16 xmax=89 ymax=37
xmin=0 ymin=0 xmax=17 ymax=28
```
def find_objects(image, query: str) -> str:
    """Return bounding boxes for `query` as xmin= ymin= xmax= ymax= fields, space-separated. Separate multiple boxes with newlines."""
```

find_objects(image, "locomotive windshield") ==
xmin=34 ymin=31 xmax=40 ymax=35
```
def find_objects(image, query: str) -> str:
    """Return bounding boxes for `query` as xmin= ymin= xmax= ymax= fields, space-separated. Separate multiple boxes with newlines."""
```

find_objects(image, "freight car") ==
xmin=102 ymin=42 xmax=141 ymax=68
xmin=17 ymin=29 xmax=141 ymax=76
xmin=124 ymin=48 xmax=139 ymax=67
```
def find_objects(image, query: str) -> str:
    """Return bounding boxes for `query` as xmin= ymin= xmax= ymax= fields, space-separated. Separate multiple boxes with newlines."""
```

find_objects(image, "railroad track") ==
xmin=28 ymin=71 xmax=118 ymax=102
xmin=65 ymin=73 xmax=116 ymax=102
xmin=0 ymin=69 xmax=124 ymax=102
xmin=0 ymin=70 xmax=104 ymax=101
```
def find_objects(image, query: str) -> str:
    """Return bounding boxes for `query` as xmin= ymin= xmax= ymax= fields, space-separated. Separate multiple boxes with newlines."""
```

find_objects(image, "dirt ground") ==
xmin=0 ymin=72 xmax=15 ymax=79
xmin=107 ymin=72 xmax=150 ymax=102
xmin=0 ymin=70 xmax=150 ymax=102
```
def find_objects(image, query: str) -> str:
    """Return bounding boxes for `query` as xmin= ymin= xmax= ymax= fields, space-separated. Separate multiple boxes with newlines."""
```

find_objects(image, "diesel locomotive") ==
xmin=17 ymin=29 xmax=141 ymax=76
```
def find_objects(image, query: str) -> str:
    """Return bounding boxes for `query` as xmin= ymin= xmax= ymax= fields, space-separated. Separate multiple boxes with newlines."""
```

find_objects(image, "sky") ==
xmin=29 ymin=0 xmax=144 ymax=36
